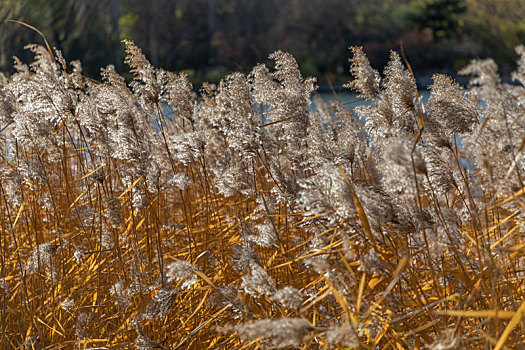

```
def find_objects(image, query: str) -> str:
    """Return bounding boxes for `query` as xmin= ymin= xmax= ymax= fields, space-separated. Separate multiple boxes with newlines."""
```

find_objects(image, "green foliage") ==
xmin=1 ymin=0 xmax=122 ymax=77
xmin=409 ymin=0 xmax=467 ymax=39
xmin=119 ymin=12 xmax=139 ymax=41
xmin=1 ymin=0 xmax=524 ymax=81
xmin=463 ymin=0 xmax=525 ymax=67
xmin=354 ymin=0 xmax=411 ymax=40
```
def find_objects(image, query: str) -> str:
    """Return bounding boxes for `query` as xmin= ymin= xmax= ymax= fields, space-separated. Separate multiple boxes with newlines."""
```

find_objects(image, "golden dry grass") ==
xmin=1 ymin=117 xmax=525 ymax=349
xmin=1 ymin=37 xmax=525 ymax=350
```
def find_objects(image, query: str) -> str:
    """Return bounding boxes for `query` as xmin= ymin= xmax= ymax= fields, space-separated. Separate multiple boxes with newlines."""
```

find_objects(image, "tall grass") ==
xmin=0 ymin=40 xmax=524 ymax=349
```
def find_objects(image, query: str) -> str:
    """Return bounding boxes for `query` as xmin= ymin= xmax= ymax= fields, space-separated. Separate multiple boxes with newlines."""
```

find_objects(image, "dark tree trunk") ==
xmin=110 ymin=0 xmax=122 ymax=72
xmin=148 ymin=0 xmax=159 ymax=66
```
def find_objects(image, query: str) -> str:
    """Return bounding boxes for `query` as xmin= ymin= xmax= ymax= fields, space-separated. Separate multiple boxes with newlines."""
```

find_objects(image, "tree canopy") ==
xmin=1 ymin=0 xmax=524 ymax=83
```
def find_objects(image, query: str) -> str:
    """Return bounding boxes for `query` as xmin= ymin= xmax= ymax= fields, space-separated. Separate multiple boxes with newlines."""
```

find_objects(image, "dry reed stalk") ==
xmin=0 ymin=38 xmax=524 ymax=349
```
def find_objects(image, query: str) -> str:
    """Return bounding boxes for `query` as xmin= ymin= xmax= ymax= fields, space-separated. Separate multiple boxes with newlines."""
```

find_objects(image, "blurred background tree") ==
xmin=0 ymin=0 xmax=523 ymax=85
xmin=463 ymin=0 xmax=525 ymax=67
xmin=1 ymin=0 xmax=123 ymax=77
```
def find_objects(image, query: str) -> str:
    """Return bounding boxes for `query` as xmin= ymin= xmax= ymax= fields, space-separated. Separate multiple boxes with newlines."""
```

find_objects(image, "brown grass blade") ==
xmin=494 ymin=301 xmax=525 ymax=350
xmin=8 ymin=20 xmax=54 ymax=59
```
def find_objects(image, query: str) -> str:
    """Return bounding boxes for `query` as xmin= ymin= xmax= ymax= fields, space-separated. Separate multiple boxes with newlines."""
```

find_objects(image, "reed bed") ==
xmin=0 ymin=41 xmax=525 ymax=349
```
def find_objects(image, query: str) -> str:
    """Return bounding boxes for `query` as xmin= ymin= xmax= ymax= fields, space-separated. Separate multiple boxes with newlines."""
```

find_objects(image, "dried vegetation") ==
xmin=0 ymin=41 xmax=525 ymax=349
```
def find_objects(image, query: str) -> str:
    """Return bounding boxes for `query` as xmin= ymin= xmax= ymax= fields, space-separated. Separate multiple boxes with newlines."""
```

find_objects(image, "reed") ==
xmin=0 ymin=40 xmax=524 ymax=349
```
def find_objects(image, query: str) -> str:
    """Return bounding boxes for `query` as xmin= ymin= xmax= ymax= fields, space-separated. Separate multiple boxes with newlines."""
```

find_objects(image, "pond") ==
xmin=316 ymin=90 xmax=431 ymax=110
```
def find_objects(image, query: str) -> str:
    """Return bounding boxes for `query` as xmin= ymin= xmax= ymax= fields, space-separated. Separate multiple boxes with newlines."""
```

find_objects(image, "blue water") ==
xmin=316 ymin=90 xmax=431 ymax=110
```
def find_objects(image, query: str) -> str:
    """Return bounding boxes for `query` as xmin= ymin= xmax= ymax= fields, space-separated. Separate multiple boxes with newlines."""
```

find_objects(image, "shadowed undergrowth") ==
xmin=0 ymin=41 xmax=525 ymax=349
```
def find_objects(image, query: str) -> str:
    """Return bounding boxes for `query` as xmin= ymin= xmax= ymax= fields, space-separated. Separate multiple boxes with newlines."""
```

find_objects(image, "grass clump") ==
xmin=0 ymin=41 xmax=525 ymax=349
